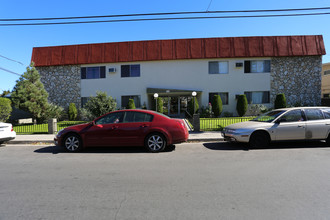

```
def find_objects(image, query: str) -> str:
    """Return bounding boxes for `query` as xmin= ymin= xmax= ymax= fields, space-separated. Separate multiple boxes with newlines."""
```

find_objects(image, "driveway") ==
xmin=1 ymin=142 xmax=330 ymax=220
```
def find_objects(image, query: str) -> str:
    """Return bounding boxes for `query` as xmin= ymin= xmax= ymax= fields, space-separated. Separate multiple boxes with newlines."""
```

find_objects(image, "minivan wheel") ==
xmin=249 ymin=132 xmax=270 ymax=148
xmin=145 ymin=133 xmax=166 ymax=153
xmin=64 ymin=134 xmax=82 ymax=152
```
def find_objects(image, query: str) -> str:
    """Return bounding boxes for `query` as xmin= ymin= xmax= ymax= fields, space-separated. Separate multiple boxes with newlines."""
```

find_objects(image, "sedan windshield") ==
xmin=251 ymin=110 xmax=285 ymax=122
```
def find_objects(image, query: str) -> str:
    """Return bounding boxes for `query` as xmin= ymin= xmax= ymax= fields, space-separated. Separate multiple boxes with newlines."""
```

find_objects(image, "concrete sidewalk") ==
xmin=7 ymin=131 xmax=223 ymax=145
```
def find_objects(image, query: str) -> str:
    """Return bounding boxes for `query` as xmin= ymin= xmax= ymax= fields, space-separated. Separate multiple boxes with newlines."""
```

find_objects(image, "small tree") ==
xmin=0 ymin=97 xmax=12 ymax=122
xmin=212 ymin=95 xmax=223 ymax=117
xmin=11 ymin=63 xmax=49 ymax=124
xmin=47 ymin=103 xmax=64 ymax=120
xmin=68 ymin=103 xmax=78 ymax=121
xmin=188 ymin=97 xmax=199 ymax=115
xmin=157 ymin=97 xmax=163 ymax=113
xmin=126 ymin=99 xmax=136 ymax=109
xmin=84 ymin=91 xmax=117 ymax=118
xmin=274 ymin=93 xmax=287 ymax=109
xmin=236 ymin=95 xmax=248 ymax=117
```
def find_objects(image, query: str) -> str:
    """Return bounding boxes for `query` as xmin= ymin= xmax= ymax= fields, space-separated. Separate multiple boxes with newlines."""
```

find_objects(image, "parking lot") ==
xmin=1 ymin=142 xmax=330 ymax=220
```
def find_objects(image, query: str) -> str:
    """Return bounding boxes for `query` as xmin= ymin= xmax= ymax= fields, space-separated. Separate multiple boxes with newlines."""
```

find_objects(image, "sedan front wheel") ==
xmin=145 ymin=133 xmax=166 ymax=153
xmin=64 ymin=134 xmax=82 ymax=152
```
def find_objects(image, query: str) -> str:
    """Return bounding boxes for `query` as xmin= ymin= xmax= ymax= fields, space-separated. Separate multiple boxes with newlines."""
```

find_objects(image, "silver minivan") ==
xmin=222 ymin=107 xmax=330 ymax=147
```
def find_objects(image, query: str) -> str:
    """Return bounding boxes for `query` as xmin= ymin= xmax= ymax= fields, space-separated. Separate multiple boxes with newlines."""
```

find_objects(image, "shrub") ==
xmin=84 ymin=91 xmax=117 ymax=118
xmin=126 ymin=99 xmax=136 ymax=109
xmin=212 ymin=95 xmax=223 ymax=117
xmin=222 ymin=111 xmax=233 ymax=117
xmin=68 ymin=103 xmax=78 ymax=120
xmin=274 ymin=93 xmax=287 ymax=109
xmin=79 ymin=108 xmax=94 ymax=121
xmin=199 ymin=103 xmax=214 ymax=118
xmin=0 ymin=97 xmax=12 ymax=122
xmin=157 ymin=97 xmax=163 ymax=113
xmin=47 ymin=103 xmax=64 ymax=120
xmin=246 ymin=104 xmax=268 ymax=116
xmin=236 ymin=95 xmax=248 ymax=117
xmin=188 ymin=97 xmax=199 ymax=115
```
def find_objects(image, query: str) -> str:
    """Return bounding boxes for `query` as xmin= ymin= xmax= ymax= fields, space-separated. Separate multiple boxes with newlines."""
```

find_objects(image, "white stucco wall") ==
xmin=81 ymin=58 xmax=271 ymax=114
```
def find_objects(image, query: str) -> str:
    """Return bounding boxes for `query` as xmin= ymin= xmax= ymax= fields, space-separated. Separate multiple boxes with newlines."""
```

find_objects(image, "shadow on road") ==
xmin=203 ymin=141 xmax=329 ymax=151
xmin=34 ymin=144 xmax=176 ymax=154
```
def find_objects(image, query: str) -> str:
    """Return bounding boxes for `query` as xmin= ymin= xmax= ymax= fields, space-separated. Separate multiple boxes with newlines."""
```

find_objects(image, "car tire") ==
xmin=0 ymin=141 xmax=3 ymax=145
xmin=249 ymin=132 xmax=270 ymax=148
xmin=63 ymin=134 xmax=82 ymax=152
xmin=145 ymin=133 xmax=166 ymax=153
xmin=326 ymin=135 xmax=330 ymax=146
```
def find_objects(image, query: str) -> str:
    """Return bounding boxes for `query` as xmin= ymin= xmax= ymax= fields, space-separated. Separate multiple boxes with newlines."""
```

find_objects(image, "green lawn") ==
xmin=14 ymin=117 xmax=255 ymax=134
xmin=200 ymin=117 xmax=254 ymax=131
xmin=13 ymin=121 xmax=87 ymax=134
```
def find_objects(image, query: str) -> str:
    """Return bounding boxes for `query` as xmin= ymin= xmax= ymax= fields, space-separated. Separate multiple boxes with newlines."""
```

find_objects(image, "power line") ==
xmin=0 ymin=11 xmax=330 ymax=26
xmin=0 ymin=54 xmax=24 ymax=65
xmin=0 ymin=67 xmax=21 ymax=76
xmin=0 ymin=6 xmax=330 ymax=21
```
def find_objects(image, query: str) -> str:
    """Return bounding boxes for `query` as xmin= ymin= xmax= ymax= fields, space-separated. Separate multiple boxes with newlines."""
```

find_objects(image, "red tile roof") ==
xmin=31 ymin=35 xmax=326 ymax=67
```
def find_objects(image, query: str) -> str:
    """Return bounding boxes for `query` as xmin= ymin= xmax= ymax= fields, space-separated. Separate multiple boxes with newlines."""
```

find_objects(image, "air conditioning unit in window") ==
xmin=109 ymin=67 xmax=116 ymax=73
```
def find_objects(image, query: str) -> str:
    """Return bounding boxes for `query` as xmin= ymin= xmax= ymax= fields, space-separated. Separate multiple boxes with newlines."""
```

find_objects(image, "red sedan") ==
xmin=55 ymin=109 xmax=189 ymax=152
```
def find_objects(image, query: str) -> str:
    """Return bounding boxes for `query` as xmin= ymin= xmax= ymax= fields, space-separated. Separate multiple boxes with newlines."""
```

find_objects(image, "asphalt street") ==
xmin=1 ymin=141 xmax=330 ymax=220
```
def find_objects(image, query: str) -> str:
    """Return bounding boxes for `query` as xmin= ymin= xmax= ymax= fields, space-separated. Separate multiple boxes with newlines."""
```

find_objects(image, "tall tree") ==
xmin=0 ymin=97 xmax=12 ymax=122
xmin=212 ymin=95 xmax=223 ymax=117
xmin=84 ymin=91 xmax=117 ymax=118
xmin=11 ymin=63 xmax=49 ymax=124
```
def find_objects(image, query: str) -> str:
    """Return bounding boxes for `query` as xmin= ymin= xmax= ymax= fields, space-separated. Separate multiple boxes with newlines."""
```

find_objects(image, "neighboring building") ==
xmin=322 ymin=62 xmax=330 ymax=98
xmin=31 ymin=35 xmax=325 ymax=117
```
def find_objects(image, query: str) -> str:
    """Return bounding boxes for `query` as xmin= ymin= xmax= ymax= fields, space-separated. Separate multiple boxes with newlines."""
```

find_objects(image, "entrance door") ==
xmin=170 ymin=97 xmax=179 ymax=115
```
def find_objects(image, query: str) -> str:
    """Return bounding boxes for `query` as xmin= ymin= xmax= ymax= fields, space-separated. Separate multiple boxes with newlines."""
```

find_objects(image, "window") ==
xmin=121 ymin=95 xmax=141 ymax=108
xmin=209 ymin=92 xmax=229 ymax=105
xmin=209 ymin=61 xmax=228 ymax=74
xmin=244 ymin=60 xmax=270 ymax=73
xmin=95 ymin=112 xmax=124 ymax=125
xmin=244 ymin=91 xmax=270 ymax=104
xmin=121 ymin=65 xmax=140 ymax=77
xmin=324 ymin=70 xmax=330 ymax=75
xmin=123 ymin=112 xmax=153 ymax=123
xmin=81 ymin=97 xmax=90 ymax=108
xmin=81 ymin=66 xmax=106 ymax=79
xmin=322 ymin=109 xmax=330 ymax=119
xmin=304 ymin=109 xmax=324 ymax=121
xmin=324 ymin=94 xmax=330 ymax=98
xmin=278 ymin=110 xmax=304 ymax=123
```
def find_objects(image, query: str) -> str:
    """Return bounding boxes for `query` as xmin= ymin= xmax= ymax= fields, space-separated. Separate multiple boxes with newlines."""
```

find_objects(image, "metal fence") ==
xmin=200 ymin=117 xmax=254 ymax=131
xmin=13 ymin=121 xmax=87 ymax=134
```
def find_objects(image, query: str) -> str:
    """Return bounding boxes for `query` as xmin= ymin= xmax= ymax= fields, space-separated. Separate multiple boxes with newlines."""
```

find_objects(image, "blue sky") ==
xmin=1 ymin=0 xmax=329 ymax=92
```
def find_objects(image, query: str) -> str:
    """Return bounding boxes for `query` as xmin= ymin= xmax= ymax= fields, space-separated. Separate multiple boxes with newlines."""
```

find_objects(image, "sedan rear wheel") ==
xmin=64 ymin=134 xmax=82 ymax=152
xmin=145 ymin=133 xmax=166 ymax=153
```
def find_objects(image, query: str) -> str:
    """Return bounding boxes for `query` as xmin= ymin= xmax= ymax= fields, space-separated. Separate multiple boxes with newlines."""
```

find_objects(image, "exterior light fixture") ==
xmin=192 ymin=91 xmax=197 ymax=114
xmin=154 ymin=93 xmax=159 ymax=112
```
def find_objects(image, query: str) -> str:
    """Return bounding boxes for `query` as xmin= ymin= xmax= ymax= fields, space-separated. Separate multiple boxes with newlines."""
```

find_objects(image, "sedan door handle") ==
xmin=298 ymin=125 xmax=304 ymax=128
xmin=140 ymin=124 xmax=149 ymax=128
xmin=111 ymin=126 xmax=119 ymax=130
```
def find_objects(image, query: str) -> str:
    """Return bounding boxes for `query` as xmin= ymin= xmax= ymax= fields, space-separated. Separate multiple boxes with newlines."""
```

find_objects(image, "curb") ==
xmin=7 ymin=138 xmax=224 ymax=145
xmin=7 ymin=140 xmax=55 ymax=145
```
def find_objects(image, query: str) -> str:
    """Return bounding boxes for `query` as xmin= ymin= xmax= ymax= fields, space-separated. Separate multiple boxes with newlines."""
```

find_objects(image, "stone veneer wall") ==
xmin=37 ymin=65 xmax=81 ymax=109
xmin=271 ymin=56 xmax=322 ymax=106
